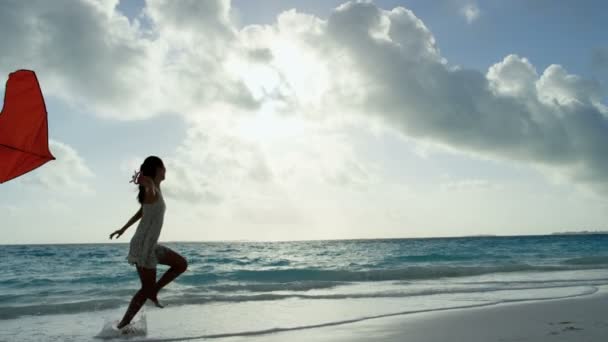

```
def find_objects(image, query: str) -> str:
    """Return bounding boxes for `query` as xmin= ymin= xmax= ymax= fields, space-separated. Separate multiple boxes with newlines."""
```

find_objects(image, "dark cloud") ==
xmin=0 ymin=0 xmax=258 ymax=119
xmin=247 ymin=48 xmax=274 ymax=63
xmin=320 ymin=2 xmax=608 ymax=193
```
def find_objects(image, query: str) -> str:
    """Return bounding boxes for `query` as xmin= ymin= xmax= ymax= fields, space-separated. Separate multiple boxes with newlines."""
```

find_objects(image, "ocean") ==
xmin=1 ymin=235 xmax=608 ymax=341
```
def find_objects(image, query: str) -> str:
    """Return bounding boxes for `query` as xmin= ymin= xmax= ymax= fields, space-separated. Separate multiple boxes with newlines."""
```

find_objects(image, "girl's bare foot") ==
xmin=148 ymin=294 xmax=164 ymax=308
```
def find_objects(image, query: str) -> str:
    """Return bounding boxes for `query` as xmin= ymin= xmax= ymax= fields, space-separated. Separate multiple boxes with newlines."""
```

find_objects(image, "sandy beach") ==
xmin=220 ymin=288 xmax=608 ymax=342
xmin=3 ymin=282 xmax=608 ymax=341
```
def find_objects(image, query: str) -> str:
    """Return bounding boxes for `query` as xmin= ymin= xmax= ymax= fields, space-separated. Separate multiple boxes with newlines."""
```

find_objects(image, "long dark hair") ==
xmin=136 ymin=156 xmax=164 ymax=204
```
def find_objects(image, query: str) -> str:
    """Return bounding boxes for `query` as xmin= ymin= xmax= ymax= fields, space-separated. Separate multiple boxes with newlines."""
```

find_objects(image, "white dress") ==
xmin=126 ymin=186 xmax=168 ymax=269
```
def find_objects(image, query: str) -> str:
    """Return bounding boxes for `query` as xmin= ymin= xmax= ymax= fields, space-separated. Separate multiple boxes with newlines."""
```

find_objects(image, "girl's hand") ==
xmin=138 ymin=175 xmax=155 ymax=190
xmin=131 ymin=171 xmax=153 ymax=189
xmin=138 ymin=175 xmax=157 ymax=199
xmin=137 ymin=175 xmax=153 ymax=186
xmin=109 ymin=228 xmax=125 ymax=240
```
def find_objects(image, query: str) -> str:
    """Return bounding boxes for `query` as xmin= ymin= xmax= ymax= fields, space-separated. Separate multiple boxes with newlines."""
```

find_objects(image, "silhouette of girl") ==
xmin=109 ymin=156 xmax=188 ymax=330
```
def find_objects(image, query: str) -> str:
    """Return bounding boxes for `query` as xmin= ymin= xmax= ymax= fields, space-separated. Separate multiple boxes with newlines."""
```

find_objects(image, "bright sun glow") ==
xmin=236 ymin=103 xmax=307 ymax=144
xmin=240 ymin=64 xmax=281 ymax=100
xmin=225 ymin=36 xmax=330 ymax=146
xmin=226 ymin=36 xmax=330 ymax=108
xmin=271 ymin=38 xmax=330 ymax=106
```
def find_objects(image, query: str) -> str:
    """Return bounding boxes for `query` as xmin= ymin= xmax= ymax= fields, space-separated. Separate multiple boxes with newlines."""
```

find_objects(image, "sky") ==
xmin=1 ymin=0 xmax=608 ymax=244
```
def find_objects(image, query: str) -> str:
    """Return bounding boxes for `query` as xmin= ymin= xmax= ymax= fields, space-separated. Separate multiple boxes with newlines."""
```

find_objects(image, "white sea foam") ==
xmin=95 ymin=311 xmax=147 ymax=339
xmin=1 ymin=285 xmax=603 ymax=342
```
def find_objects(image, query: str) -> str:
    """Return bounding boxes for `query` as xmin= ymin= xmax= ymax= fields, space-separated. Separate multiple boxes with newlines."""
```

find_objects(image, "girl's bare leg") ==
xmin=117 ymin=266 xmax=156 ymax=329
xmin=154 ymin=247 xmax=188 ymax=300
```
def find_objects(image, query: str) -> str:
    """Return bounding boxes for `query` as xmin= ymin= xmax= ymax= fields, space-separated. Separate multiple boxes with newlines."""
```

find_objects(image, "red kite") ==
xmin=0 ymin=70 xmax=55 ymax=183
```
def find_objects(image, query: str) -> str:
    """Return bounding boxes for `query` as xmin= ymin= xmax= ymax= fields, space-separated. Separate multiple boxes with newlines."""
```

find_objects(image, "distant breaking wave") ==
xmin=180 ymin=263 xmax=608 ymax=284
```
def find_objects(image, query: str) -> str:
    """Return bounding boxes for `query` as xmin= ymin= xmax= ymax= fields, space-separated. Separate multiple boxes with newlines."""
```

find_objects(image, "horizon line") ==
xmin=3 ymin=231 xmax=608 ymax=246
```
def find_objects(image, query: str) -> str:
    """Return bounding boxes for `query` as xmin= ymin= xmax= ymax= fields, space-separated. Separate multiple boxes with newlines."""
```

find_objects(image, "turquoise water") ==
xmin=2 ymin=235 xmax=608 ymax=323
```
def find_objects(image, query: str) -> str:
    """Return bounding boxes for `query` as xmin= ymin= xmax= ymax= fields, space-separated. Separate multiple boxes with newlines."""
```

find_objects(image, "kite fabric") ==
xmin=0 ymin=70 xmax=55 ymax=183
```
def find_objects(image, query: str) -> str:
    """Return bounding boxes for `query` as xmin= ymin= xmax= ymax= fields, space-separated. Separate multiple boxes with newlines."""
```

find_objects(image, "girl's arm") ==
xmin=138 ymin=176 xmax=157 ymax=200
xmin=122 ymin=207 xmax=143 ymax=231
xmin=109 ymin=207 xmax=142 ymax=239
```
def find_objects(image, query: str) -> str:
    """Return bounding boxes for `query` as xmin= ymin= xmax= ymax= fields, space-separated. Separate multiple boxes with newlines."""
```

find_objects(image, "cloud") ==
xmin=297 ymin=2 xmax=608 ymax=195
xmin=0 ymin=0 xmax=257 ymax=120
xmin=20 ymin=140 xmax=94 ymax=194
xmin=461 ymin=3 xmax=480 ymax=24
xmin=440 ymin=178 xmax=503 ymax=192
xmin=4 ymin=0 xmax=608 ymax=200
xmin=487 ymin=55 xmax=538 ymax=98
xmin=161 ymin=158 xmax=223 ymax=204
xmin=154 ymin=106 xmax=379 ymax=229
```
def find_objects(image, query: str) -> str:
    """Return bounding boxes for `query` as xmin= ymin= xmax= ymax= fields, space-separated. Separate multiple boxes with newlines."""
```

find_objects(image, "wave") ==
xmin=386 ymin=253 xmax=511 ymax=263
xmin=201 ymin=257 xmax=291 ymax=267
xmin=207 ymin=281 xmax=348 ymax=293
xmin=0 ymin=274 xmax=134 ymax=288
xmin=165 ymin=284 xmax=604 ymax=307
xmin=100 ymin=288 xmax=602 ymax=342
xmin=221 ymin=264 xmax=594 ymax=283
xmin=3 ymin=282 xmax=604 ymax=320
xmin=0 ymin=298 xmax=125 ymax=320
xmin=266 ymin=259 xmax=291 ymax=267
xmin=562 ymin=256 xmax=608 ymax=265
xmin=17 ymin=262 xmax=583 ymax=288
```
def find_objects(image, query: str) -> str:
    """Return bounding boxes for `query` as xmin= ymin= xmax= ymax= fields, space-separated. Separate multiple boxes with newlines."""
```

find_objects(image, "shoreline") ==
xmin=219 ymin=287 xmax=608 ymax=342
xmin=2 ymin=285 xmax=607 ymax=341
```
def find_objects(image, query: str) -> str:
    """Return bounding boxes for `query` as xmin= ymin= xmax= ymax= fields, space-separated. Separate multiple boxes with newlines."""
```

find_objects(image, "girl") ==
xmin=109 ymin=156 xmax=188 ymax=330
